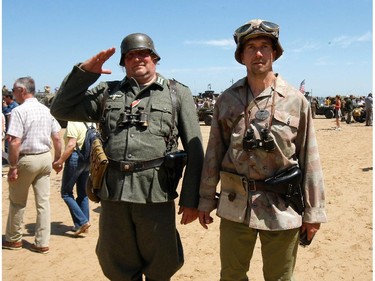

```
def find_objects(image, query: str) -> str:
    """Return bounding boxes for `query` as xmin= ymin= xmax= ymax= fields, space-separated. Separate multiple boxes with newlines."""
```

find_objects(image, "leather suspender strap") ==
xmin=170 ymin=80 xmax=177 ymax=130
xmin=166 ymin=80 xmax=179 ymax=153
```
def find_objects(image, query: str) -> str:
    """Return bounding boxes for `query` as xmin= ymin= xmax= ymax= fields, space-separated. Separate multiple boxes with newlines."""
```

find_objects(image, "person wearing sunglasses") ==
xmin=50 ymin=33 xmax=204 ymax=281
xmin=198 ymin=19 xmax=327 ymax=280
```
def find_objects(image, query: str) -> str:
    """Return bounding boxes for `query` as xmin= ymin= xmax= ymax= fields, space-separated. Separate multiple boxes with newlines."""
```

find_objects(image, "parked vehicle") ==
xmin=352 ymin=106 xmax=366 ymax=123
xmin=315 ymin=104 xmax=335 ymax=119
xmin=197 ymin=107 xmax=213 ymax=125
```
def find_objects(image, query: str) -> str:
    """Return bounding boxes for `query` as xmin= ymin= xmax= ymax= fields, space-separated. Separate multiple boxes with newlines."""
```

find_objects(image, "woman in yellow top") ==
xmin=55 ymin=121 xmax=93 ymax=236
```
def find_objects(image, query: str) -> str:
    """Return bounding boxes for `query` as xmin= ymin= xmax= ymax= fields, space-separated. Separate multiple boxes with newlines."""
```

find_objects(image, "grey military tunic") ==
xmin=51 ymin=65 xmax=204 ymax=208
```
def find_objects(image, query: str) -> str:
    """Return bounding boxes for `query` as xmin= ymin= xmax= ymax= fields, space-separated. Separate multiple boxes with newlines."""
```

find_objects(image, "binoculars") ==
xmin=242 ymin=127 xmax=275 ymax=152
xmin=118 ymin=106 xmax=148 ymax=127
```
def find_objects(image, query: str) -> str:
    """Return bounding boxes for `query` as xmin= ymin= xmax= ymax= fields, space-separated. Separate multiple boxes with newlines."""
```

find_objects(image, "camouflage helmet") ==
xmin=234 ymin=19 xmax=283 ymax=64
xmin=119 ymin=33 xmax=160 ymax=66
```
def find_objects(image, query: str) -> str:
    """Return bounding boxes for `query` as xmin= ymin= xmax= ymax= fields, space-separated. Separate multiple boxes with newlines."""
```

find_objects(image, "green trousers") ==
xmin=96 ymin=200 xmax=184 ymax=281
xmin=220 ymin=218 xmax=299 ymax=281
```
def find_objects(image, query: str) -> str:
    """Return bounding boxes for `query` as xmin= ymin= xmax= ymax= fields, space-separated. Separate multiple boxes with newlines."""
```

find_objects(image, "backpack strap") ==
xmin=75 ymin=122 xmax=90 ymax=152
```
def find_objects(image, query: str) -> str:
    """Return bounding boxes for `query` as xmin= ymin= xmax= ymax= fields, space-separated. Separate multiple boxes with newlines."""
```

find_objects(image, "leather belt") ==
xmin=108 ymin=157 xmax=165 ymax=172
xmin=242 ymin=178 xmax=289 ymax=193
xmin=20 ymin=151 xmax=49 ymax=156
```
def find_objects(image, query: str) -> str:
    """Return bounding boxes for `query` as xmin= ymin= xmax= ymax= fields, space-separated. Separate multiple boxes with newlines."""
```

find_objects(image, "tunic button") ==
xmin=130 ymin=134 xmax=134 ymax=138
xmin=128 ymin=154 xmax=133 ymax=158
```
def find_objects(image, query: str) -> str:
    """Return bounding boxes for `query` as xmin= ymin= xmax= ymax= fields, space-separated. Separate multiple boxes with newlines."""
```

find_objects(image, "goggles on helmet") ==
xmin=233 ymin=20 xmax=279 ymax=44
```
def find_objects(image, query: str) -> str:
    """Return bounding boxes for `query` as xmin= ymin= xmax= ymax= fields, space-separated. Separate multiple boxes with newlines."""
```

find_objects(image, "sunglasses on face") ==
xmin=125 ymin=50 xmax=152 ymax=60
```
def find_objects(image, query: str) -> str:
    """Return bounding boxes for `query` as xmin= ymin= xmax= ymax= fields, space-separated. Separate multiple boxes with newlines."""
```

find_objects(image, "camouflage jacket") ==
xmin=198 ymin=75 xmax=327 ymax=230
xmin=50 ymin=65 xmax=204 ymax=208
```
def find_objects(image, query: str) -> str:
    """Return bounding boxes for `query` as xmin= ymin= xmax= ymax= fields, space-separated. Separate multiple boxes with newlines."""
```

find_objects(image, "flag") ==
xmin=299 ymin=79 xmax=305 ymax=94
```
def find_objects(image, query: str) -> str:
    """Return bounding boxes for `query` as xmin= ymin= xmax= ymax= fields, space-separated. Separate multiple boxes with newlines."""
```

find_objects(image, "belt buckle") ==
xmin=122 ymin=162 xmax=144 ymax=172
xmin=247 ymin=180 xmax=256 ymax=191
xmin=133 ymin=162 xmax=144 ymax=172
xmin=123 ymin=162 xmax=134 ymax=172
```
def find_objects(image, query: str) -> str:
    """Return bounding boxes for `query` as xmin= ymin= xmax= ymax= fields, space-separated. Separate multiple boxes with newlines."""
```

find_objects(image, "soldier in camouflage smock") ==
xmin=50 ymin=33 xmax=204 ymax=281
xmin=198 ymin=20 xmax=327 ymax=281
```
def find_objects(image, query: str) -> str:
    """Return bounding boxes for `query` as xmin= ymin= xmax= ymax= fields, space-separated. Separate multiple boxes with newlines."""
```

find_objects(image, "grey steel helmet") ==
xmin=119 ymin=33 xmax=160 ymax=66
xmin=234 ymin=19 xmax=283 ymax=64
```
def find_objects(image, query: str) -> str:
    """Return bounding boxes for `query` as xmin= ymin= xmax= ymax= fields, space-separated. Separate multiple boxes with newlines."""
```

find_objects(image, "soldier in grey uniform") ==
xmin=50 ymin=33 xmax=204 ymax=281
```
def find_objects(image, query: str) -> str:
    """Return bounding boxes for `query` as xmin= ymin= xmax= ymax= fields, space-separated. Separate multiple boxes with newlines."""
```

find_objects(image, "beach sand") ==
xmin=2 ymin=117 xmax=373 ymax=280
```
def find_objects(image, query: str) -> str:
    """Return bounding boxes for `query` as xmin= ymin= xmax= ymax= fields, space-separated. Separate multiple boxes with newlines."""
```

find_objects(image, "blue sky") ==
xmin=2 ymin=0 xmax=373 ymax=97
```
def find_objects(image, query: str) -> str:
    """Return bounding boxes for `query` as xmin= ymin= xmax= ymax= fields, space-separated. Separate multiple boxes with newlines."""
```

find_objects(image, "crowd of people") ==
xmin=194 ymin=97 xmax=216 ymax=109
xmin=309 ymin=93 xmax=372 ymax=128
xmin=0 ymin=18 xmax=368 ymax=281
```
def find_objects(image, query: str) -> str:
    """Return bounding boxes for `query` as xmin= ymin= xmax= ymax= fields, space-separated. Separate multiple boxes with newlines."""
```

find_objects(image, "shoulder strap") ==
xmin=169 ymin=79 xmax=178 ymax=131
xmin=166 ymin=79 xmax=179 ymax=153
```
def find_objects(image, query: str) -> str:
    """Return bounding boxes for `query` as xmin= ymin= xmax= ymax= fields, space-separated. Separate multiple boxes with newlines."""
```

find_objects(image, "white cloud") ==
xmin=313 ymin=56 xmax=333 ymax=66
xmin=289 ymin=40 xmax=320 ymax=53
xmin=161 ymin=65 xmax=242 ymax=74
xmin=184 ymin=39 xmax=235 ymax=49
xmin=330 ymin=31 xmax=372 ymax=48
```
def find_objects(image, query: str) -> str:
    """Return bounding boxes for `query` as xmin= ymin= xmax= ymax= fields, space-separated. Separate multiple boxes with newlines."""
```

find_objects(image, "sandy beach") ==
xmin=2 ymin=116 xmax=373 ymax=281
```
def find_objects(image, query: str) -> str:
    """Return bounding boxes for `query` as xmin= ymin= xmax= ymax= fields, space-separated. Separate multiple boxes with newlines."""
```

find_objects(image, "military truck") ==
xmin=194 ymin=89 xmax=219 ymax=126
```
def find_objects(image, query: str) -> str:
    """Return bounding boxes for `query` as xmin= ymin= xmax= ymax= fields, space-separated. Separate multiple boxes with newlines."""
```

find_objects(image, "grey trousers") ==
xmin=96 ymin=200 xmax=184 ymax=281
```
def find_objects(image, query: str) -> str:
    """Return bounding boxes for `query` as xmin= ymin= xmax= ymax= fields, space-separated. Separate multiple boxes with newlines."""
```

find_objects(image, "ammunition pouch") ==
xmin=86 ymin=177 xmax=100 ymax=203
xmin=86 ymin=138 xmax=109 ymax=203
xmin=163 ymin=150 xmax=187 ymax=196
xmin=217 ymin=171 xmax=249 ymax=223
